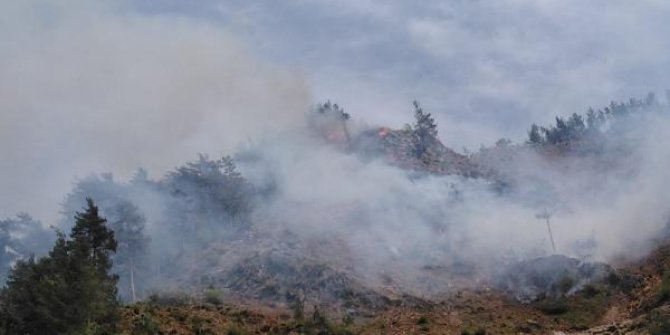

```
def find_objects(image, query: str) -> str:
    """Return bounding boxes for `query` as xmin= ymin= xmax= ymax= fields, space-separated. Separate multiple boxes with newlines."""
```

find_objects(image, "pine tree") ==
xmin=585 ymin=108 xmax=599 ymax=131
xmin=411 ymin=100 xmax=438 ymax=158
xmin=527 ymin=124 xmax=544 ymax=145
xmin=0 ymin=198 xmax=119 ymax=335
xmin=68 ymin=198 xmax=119 ymax=333
xmin=567 ymin=113 xmax=586 ymax=139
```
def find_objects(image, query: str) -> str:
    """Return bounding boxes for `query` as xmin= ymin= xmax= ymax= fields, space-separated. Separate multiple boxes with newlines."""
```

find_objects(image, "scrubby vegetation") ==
xmin=658 ymin=270 xmax=670 ymax=302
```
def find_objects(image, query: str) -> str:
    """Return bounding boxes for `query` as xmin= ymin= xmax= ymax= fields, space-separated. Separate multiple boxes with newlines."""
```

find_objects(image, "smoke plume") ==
xmin=0 ymin=1 xmax=309 ymax=221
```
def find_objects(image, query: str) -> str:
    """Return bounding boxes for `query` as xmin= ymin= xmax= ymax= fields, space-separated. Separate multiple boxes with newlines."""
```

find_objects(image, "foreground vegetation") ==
xmin=0 ymin=199 xmax=119 ymax=334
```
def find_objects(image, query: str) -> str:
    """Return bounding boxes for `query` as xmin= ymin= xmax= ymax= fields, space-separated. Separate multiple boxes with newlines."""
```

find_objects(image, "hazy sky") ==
xmin=2 ymin=0 xmax=670 ymax=220
xmin=134 ymin=0 xmax=670 ymax=146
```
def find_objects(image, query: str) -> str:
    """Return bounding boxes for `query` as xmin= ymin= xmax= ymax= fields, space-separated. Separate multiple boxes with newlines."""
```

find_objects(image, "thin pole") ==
xmin=536 ymin=208 xmax=557 ymax=254
xmin=130 ymin=257 xmax=136 ymax=303
xmin=545 ymin=217 xmax=556 ymax=253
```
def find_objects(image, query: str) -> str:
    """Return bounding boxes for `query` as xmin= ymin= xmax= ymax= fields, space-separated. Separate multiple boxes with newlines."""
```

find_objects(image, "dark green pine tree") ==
xmin=527 ymin=124 xmax=544 ymax=145
xmin=411 ymin=100 xmax=438 ymax=158
xmin=0 ymin=198 xmax=119 ymax=335
xmin=68 ymin=198 xmax=119 ymax=333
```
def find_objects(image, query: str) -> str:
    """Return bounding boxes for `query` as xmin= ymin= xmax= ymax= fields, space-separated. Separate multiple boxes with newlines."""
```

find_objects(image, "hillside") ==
xmin=117 ymin=241 xmax=670 ymax=334
xmin=350 ymin=127 xmax=482 ymax=178
xmin=2 ymin=96 xmax=670 ymax=334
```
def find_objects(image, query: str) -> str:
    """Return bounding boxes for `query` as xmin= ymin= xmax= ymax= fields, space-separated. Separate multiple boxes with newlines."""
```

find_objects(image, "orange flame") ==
xmin=378 ymin=127 xmax=390 ymax=137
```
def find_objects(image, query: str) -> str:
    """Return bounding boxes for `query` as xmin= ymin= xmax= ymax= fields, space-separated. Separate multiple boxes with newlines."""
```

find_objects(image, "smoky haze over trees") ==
xmin=526 ymin=92 xmax=660 ymax=154
xmin=0 ymin=214 xmax=53 ymax=284
xmin=1 ymin=94 xmax=670 ymax=305
xmin=53 ymin=155 xmax=253 ymax=301
xmin=106 ymin=201 xmax=147 ymax=303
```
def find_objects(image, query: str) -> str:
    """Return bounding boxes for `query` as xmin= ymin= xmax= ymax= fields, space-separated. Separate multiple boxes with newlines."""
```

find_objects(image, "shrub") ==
xmin=147 ymin=290 xmax=190 ymax=306
xmin=191 ymin=316 xmax=214 ymax=335
xmin=461 ymin=328 xmax=486 ymax=335
xmin=536 ymin=298 xmax=569 ymax=315
xmin=132 ymin=313 xmax=161 ymax=335
xmin=293 ymin=307 xmax=356 ymax=335
xmin=557 ymin=275 xmax=575 ymax=295
xmin=289 ymin=297 xmax=305 ymax=322
xmin=417 ymin=316 xmax=430 ymax=331
xmin=226 ymin=324 xmax=250 ymax=335
xmin=648 ymin=308 xmax=670 ymax=335
xmin=581 ymin=284 xmax=600 ymax=298
xmin=658 ymin=270 xmax=670 ymax=302
xmin=204 ymin=288 xmax=224 ymax=305
xmin=342 ymin=314 xmax=354 ymax=326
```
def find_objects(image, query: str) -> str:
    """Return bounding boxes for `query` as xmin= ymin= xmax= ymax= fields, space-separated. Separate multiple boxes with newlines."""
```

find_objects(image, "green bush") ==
xmin=342 ymin=315 xmax=354 ymax=326
xmin=580 ymin=284 xmax=600 ymax=298
xmin=226 ymin=324 xmax=250 ymax=335
xmin=147 ymin=290 xmax=190 ymax=306
xmin=557 ymin=275 xmax=576 ymax=295
xmin=290 ymin=298 xmax=305 ymax=322
xmin=461 ymin=328 xmax=486 ymax=335
xmin=648 ymin=309 xmax=670 ymax=335
xmin=191 ymin=316 xmax=214 ymax=335
xmin=536 ymin=298 xmax=569 ymax=315
xmin=132 ymin=313 xmax=161 ymax=335
xmin=658 ymin=270 xmax=670 ymax=302
xmin=293 ymin=307 xmax=356 ymax=335
xmin=204 ymin=288 xmax=224 ymax=305
xmin=417 ymin=316 xmax=429 ymax=332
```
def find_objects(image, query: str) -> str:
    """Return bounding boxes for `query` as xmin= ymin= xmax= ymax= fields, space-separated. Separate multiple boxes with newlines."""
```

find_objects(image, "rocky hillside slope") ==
xmin=120 ymin=241 xmax=670 ymax=334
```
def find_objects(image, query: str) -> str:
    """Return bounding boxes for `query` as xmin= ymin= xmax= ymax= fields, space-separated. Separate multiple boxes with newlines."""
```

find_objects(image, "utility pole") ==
xmin=536 ymin=208 xmax=556 ymax=253
xmin=130 ymin=257 xmax=137 ymax=303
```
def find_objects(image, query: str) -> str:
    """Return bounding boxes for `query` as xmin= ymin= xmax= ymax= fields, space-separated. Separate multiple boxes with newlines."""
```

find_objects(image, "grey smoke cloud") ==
xmin=54 ymin=100 xmax=670 ymax=299
xmin=140 ymin=0 xmax=670 ymax=149
xmin=0 ymin=1 xmax=310 ymax=221
xmin=239 ymin=106 xmax=670 ymax=292
xmin=6 ymin=0 xmax=670 ymax=222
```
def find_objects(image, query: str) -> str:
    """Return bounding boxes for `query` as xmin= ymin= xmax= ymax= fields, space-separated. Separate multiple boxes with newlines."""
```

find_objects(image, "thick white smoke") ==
xmin=0 ymin=1 xmax=309 ymax=221
xmin=229 ymin=103 xmax=670 ymax=295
